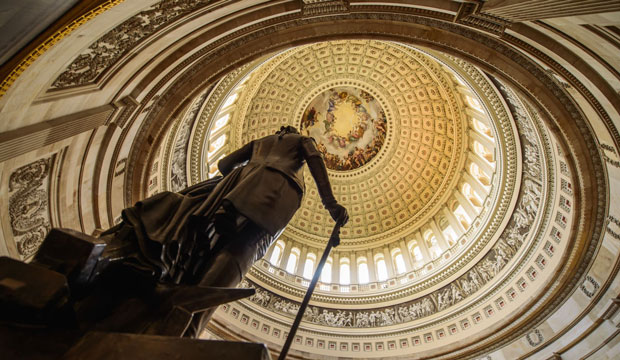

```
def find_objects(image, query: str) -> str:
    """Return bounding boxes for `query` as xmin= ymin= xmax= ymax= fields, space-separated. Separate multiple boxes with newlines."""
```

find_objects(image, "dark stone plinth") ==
xmin=0 ymin=324 xmax=80 ymax=360
xmin=33 ymin=228 xmax=106 ymax=291
xmin=0 ymin=256 xmax=70 ymax=325
xmin=62 ymin=332 xmax=272 ymax=360
xmin=147 ymin=286 xmax=255 ymax=336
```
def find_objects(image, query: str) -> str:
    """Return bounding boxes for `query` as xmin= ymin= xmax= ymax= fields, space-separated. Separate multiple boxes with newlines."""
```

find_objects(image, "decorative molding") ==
xmin=455 ymin=1 xmax=510 ymax=36
xmin=50 ymin=0 xmax=215 ymax=90
xmin=114 ymin=158 xmax=127 ymax=177
xmin=580 ymin=275 xmax=600 ymax=298
xmin=0 ymin=0 xmax=125 ymax=98
xmin=111 ymin=95 xmax=140 ymax=129
xmin=0 ymin=104 xmax=114 ymax=163
xmin=525 ymin=328 xmax=544 ymax=347
xmin=302 ymin=0 xmax=349 ymax=16
xmin=607 ymin=216 xmax=620 ymax=241
xmin=8 ymin=156 xmax=55 ymax=259
xmin=481 ymin=0 xmax=620 ymax=22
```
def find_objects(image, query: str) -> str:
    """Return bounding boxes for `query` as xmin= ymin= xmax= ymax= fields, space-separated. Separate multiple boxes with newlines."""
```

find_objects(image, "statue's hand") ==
xmin=328 ymin=204 xmax=349 ymax=226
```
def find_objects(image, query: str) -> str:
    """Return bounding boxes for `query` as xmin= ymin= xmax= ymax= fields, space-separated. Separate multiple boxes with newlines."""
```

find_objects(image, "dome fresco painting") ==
xmin=301 ymin=86 xmax=387 ymax=171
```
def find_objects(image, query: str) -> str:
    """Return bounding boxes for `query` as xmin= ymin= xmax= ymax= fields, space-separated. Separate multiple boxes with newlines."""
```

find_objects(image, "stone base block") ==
xmin=0 ymin=256 xmax=70 ymax=325
xmin=62 ymin=332 xmax=272 ymax=360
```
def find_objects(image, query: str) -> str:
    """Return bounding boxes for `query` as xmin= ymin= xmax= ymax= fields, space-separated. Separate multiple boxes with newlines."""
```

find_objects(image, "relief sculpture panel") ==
xmin=8 ymin=157 xmax=54 ymax=258
xmin=169 ymin=91 xmax=208 ymax=192
xmin=51 ymin=0 xmax=212 ymax=89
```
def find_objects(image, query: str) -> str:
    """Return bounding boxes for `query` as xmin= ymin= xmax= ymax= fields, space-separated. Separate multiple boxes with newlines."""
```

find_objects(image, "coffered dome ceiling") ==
xmin=187 ymin=41 xmax=509 ymax=248
xmin=162 ymin=39 xmax=533 ymax=354
xmin=242 ymin=41 xmax=467 ymax=243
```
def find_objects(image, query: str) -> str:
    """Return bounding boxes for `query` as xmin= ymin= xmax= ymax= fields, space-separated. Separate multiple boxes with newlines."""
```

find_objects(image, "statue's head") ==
xmin=275 ymin=125 xmax=299 ymax=136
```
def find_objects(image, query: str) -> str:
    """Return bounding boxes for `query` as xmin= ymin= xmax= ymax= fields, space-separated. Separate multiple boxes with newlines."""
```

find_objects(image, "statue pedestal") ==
xmin=0 ymin=256 xmax=71 ymax=325
xmin=0 ymin=228 xmax=266 ymax=358
xmin=62 ymin=332 xmax=272 ymax=360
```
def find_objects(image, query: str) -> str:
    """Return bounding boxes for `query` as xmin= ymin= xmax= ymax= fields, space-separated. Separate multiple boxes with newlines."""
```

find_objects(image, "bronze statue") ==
xmin=0 ymin=126 xmax=347 ymax=343
xmin=0 ymin=127 xmax=349 ymax=360
xmin=100 ymin=125 xmax=347 ymax=280
xmin=96 ymin=125 xmax=347 ymax=336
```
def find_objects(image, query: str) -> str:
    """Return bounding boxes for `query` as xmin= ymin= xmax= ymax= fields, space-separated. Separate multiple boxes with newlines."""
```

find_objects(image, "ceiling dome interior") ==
xmin=148 ymin=39 xmax=557 ymax=358
xmin=0 ymin=1 xmax=618 ymax=359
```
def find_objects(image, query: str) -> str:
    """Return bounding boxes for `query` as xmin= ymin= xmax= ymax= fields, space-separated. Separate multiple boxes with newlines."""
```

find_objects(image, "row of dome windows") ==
xmin=269 ymin=244 xmax=406 ymax=284
xmin=266 ymin=221 xmax=458 ymax=285
xmin=266 ymin=191 xmax=488 ymax=286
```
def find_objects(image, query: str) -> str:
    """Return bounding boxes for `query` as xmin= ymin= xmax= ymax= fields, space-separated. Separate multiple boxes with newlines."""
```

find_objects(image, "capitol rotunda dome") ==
xmin=1 ymin=1 xmax=617 ymax=359
xmin=149 ymin=40 xmax=556 ymax=359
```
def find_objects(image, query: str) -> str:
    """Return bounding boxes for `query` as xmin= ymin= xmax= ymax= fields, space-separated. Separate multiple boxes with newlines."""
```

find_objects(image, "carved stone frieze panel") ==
xmin=163 ymin=89 xmax=209 ymax=193
xmin=8 ymin=156 xmax=55 ymax=258
xmin=50 ymin=0 xmax=214 ymax=89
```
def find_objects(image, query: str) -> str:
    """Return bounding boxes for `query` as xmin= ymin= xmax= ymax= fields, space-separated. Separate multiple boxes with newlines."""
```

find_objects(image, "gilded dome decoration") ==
xmin=301 ymin=86 xmax=387 ymax=171
xmin=203 ymin=41 xmax=483 ymax=246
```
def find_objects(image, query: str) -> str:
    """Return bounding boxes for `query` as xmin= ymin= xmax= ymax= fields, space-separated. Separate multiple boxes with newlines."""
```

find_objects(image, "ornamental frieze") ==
xmin=51 ymin=0 xmax=213 ymax=89
xmin=8 ymin=156 xmax=54 ymax=258
xmin=166 ymin=89 xmax=209 ymax=193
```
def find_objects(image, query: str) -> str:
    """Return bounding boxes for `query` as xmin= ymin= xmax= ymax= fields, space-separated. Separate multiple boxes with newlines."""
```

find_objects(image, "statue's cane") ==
xmin=277 ymin=220 xmax=343 ymax=360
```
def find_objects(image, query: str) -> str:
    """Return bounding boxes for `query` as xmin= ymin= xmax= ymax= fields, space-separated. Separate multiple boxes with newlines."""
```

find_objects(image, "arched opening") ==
xmin=357 ymin=257 xmax=370 ymax=284
xmin=424 ymin=230 xmax=442 ymax=260
xmin=473 ymin=140 xmax=494 ymax=164
xmin=302 ymin=252 xmax=317 ymax=280
xmin=269 ymin=240 xmax=285 ymax=266
xmin=321 ymin=257 xmax=333 ymax=283
xmin=340 ymin=257 xmax=351 ymax=285
xmin=462 ymin=183 xmax=483 ymax=208
xmin=470 ymin=162 xmax=491 ymax=186
xmin=392 ymin=249 xmax=407 ymax=274
xmin=375 ymin=254 xmax=388 ymax=282
xmin=285 ymin=247 xmax=300 ymax=274
xmin=472 ymin=118 xmax=493 ymax=139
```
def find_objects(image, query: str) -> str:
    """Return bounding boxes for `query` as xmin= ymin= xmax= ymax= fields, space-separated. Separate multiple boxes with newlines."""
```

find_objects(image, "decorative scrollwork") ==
xmin=51 ymin=0 xmax=213 ymax=89
xmin=525 ymin=329 xmax=544 ymax=347
xmin=8 ymin=158 xmax=53 ymax=257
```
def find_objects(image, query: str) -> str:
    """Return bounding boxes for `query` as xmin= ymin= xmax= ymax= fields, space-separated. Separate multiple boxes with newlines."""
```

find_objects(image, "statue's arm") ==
xmin=218 ymin=141 xmax=253 ymax=176
xmin=301 ymin=137 xmax=348 ymax=225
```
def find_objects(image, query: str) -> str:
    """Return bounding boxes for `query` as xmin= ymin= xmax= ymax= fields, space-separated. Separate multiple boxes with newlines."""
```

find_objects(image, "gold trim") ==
xmin=0 ymin=0 xmax=125 ymax=98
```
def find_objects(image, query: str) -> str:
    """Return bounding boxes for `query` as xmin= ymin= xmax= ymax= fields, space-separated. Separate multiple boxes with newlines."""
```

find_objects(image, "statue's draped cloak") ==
xmin=121 ymin=169 xmax=241 ymax=280
xmin=116 ymin=133 xmax=322 ymax=281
